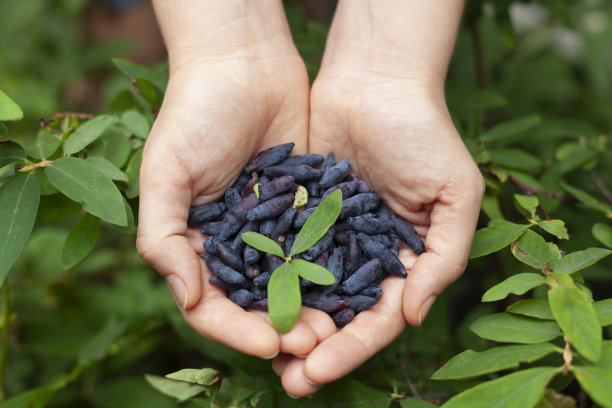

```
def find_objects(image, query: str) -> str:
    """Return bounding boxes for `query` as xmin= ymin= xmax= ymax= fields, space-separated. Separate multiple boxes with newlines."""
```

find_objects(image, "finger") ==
xmin=402 ymin=175 xmax=484 ymax=326
xmin=281 ymin=358 xmax=322 ymax=398
xmin=272 ymin=353 xmax=293 ymax=376
xmin=182 ymin=261 xmax=281 ymax=358
xmin=303 ymin=277 xmax=406 ymax=385
xmin=137 ymin=151 xmax=202 ymax=309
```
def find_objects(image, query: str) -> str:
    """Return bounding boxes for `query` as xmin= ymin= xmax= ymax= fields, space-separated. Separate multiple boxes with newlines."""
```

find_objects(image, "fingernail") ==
xmin=305 ymin=377 xmax=318 ymax=386
xmin=286 ymin=392 xmax=300 ymax=399
xmin=262 ymin=350 xmax=279 ymax=360
xmin=167 ymin=274 xmax=188 ymax=309
xmin=418 ymin=295 xmax=436 ymax=326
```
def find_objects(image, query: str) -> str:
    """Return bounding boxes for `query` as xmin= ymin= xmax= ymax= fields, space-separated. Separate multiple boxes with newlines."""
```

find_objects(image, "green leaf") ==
xmin=0 ymin=174 xmax=40 ymax=285
xmin=561 ymin=182 xmax=612 ymax=217
xmin=268 ymin=262 xmax=301 ymax=333
xmin=144 ymin=374 xmax=205 ymax=402
xmin=121 ymin=110 xmax=150 ymax=139
xmin=513 ymin=194 xmax=539 ymax=219
xmin=114 ymin=196 xmax=136 ymax=235
xmin=547 ymin=272 xmax=602 ymax=361
xmin=241 ymin=231 xmax=285 ymax=258
xmin=538 ymin=220 xmax=568 ymax=240
xmin=24 ymin=129 xmax=61 ymax=160
xmin=431 ymin=343 xmax=560 ymax=380
xmin=482 ymin=273 xmax=546 ymax=302
xmin=534 ymin=389 xmax=576 ymax=408
xmin=448 ymin=89 xmax=507 ymax=111
xmin=124 ymin=147 xmax=142 ymax=198
xmin=0 ymin=385 xmax=55 ymax=408
xmin=480 ymin=115 xmax=541 ymax=142
xmin=469 ymin=220 xmax=530 ymax=259
xmin=441 ymin=367 xmax=559 ymax=408
xmin=510 ymin=230 xmax=550 ymax=270
xmin=573 ymin=360 xmax=612 ymax=408
xmin=0 ymin=141 xmax=27 ymax=168
xmin=62 ymin=213 xmax=101 ymax=269
xmin=112 ymin=58 xmax=167 ymax=92
xmin=63 ymin=115 xmax=116 ymax=155
xmin=400 ymin=398 xmax=438 ymax=408
xmin=134 ymin=76 xmax=164 ymax=108
xmin=35 ymin=194 xmax=82 ymax=223
xmin=78 ymin=316 xmax=129 ymax=366
xmin=507 ymin=299 xmax=554 ymax=320
xmin=470 ymin=313 xmax=560 ymax=344
xmin=0 ymin=123 xmax=6 ymax=140
xmin=594 ymin=299 xmax=612 ymax=326
xmin=592 ymin=223 xmax=612 ymax=248
xmin=45 ymin=157 xmax=127 ymax=226
xmin=0 ymin=89 xmax=23 ymax=121
xmin=488 ymin=148 xmax=541 ymax=173
xmin=86 ymin=156 xmax=129 ymax=182
xmin=291 ymin=189 xmax=342 ymax=256
xmin=87 ymin=125 xmax=131 ymax=168
xmin=318 ymin=379 xmax=393 ymax=408
xmin=550 ymin=247 xmax=612 ymax=274
xmin=165 ymin=368 xmax=220 ymax=386
xmin=290 ymin=259 xmax=335 ymax=285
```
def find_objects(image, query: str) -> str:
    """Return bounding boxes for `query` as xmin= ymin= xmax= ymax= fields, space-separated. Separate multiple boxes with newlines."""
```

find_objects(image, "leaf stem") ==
xmin=0 ymin=282 xmax=10 ymax=401
xmin=562 ymin=336 xmax=572 ymax=375
xmin=18 ymin=160 xmax=53 ymax=172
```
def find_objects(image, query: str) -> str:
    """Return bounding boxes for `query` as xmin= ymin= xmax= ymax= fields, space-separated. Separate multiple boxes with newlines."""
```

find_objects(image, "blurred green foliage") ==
xmin=0 ymin=1 xmax=611 ymax=407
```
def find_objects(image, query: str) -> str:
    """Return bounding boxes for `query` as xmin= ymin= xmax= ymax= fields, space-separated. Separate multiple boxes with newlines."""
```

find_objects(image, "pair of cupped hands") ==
xmin=136 ymin=30 xmax=484 ymax=397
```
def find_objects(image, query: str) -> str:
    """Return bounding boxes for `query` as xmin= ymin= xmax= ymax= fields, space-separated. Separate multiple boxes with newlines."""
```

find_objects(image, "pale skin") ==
xmin=138 ymin=0 xmax=484 ymax=398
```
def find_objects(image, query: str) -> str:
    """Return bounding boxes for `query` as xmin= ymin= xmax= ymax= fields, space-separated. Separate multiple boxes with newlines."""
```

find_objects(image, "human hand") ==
xmin=137 ymin=1 xmax=333 ymax=360
xmin=273 ymin=0 xmax=483 ymax=396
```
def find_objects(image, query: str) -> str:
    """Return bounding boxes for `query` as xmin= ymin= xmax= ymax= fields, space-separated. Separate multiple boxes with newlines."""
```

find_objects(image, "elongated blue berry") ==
xmin=303 ymin=227 xmax=335 ymax=261
xmin=346 ymin=213 xmax=391 ymax=234
xmin=357 ymin=233 xmax=406 ymax=277
xmin=301 ymin=293 xmax=348 ymax=313
xmin=339 ymin=258 xmax=382 ymax=295
xmin=204 ymin=254 xmax=247 ymax=286
xmin=332 ymin=308 xmax=355 ymax=326
xmin=229 ymin=289 xmax=254 ymax=307
xmin=319 ymin=160 xmax=351 ymax=189
xmin=188 ymin=202 xmax=227 ymax=226
xmin=214 ymin=240 xmax=244 ymax=272
xmin=320 ymin=152 xmax=336 ymax=173
xmin=321 ymin=247 xmax=343 ymax=294
xmin=258 ymin=175 xmax=295 ymax=201
xmin=247 ymin=193 xmax=294 ymax=221
xmin=244 ymin=142 xmax=294 ymax=173
xmin=263 ymin=164 xmax=322 ymax=181
xmin=391 ymin=214 xmax=426 ymax=254
xmin=339 ymin=193 xmax=381 ymax=219
xmin=321 ymin=180 xmax=359 ymax=200
xmin=230 ymin=220 xmax=259 ymax=253
xmin=281 ymin=154 xmax=324 ymax=167
xmin=346 ymin=295 xmax=377 ymax=313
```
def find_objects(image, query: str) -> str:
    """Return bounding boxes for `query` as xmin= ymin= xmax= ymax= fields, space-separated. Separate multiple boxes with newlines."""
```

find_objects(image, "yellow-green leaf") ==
xmin=482 ymin=273 xmax=546 ymax=302
xmin=470 ymin=313 xmax=560 ymax=344
xmin=268 ymin=262 xmax=301 ymax=333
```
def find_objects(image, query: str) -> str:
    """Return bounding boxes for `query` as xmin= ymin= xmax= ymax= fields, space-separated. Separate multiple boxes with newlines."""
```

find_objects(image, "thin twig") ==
xmin=507 ymin=175 xmax=569 ymax=200
xmin=397 ymin=354 xmax=422 ymax=399
xmin=590 ymin=169 xmax=612 ymax=206
xmin=39 ymin=111 xmax=95 ymax=128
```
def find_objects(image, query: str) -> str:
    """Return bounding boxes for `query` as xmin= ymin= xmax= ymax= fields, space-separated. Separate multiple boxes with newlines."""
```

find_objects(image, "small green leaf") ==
xmin=535 ymin=389 xmax=576 ymax=408
xmin=290 ymin=259 xmax=335 ymax=285
xmin=87 ymin=126 xmax=131 ymax=168
xmin=470 ymin=313 xmax=560 ymax=344
xmin=506 ymin=299 xmax=554 ymax=320
xmin=64 ymin=115 xmax=116 ymax=155
xmin=86 ymin=156 xmax=129 ymax=182
xmin=241 ymin=231 xmax=285 ymax=258
xmin=318 ymin=379 xmax=393 ymax=408
xmin=114 ymin=196 xmax=136 ymax=235
xmin=547 ymin=272 xmax=602 ymax=361
xmin=573 ymin=348 xmax=612 ymax=408
xmin=144 ymin=374 xmax=205 ymax=402
xmin=0 ymin=141 xmax=27 ymax=168
xmin=480 ymin=115 xmax=540 ymax=142
xmin=561 ymin=182 xmax=612 ymax=217
xmin=35 ymin=194 xmax=82 ymax=223
xmin=431 ymin=343 xmax=560 ymax=380
xmin=592 ymin=223 xmax=612 ymax=249
xmin=551 ymin=247 xmax=612 ymax=274
xmin=482 ymin=273 xmax=546 ymax=302
xmin=538 ymin=220 xmax=569 ymax=240
xmin=253 ymin=183 xmax=261 ymax=199
xmin=0 ymin=174 xmax=40 ymax=285
xmin=0 ymin=385 xmax=55 ymax=408
xmin=165 ymin=368 xmax=220 ymax=386
xmin=134 ymin=76 xmax=164 ymax=108
xmin=441 ymin=367 xmax=559 ymax=408
xmin=45 ymin=157 xmax=127 ymax=226
xmin=268 ymin=262 xmax=301 ymax=333
xmin=78 ymin=316 xmax=128 ymax=366
xmin=487 ymin=148 xmax=541 ymax=173
xmin=0 ymin=89 xmax=23 ymax=121
xmin=469 ymin=220 xmax=530 ymax=259
xmin=112 ymin=58 xmax=167 ymax=92
xmin=510 ymin=230 xmax=549 ymax=270
xmin=24 ymin=129 xmax=61 ymax=160
xmin=121 ymin=110 xmax=150 ymax=139
xmin=124 ymin=147 xmax=142 ymax=198
xmin=400 ymin=398 xmax=438 ymax=408
xmin=594 ymin=299 xmax=612 ymax=326
xmin=513 ymin=194 xmax=539 ymax=219
xmin=291 ymin=189 xmax=342 ymax=256
xmin=62 ymin=213 xmax=101 ymax=269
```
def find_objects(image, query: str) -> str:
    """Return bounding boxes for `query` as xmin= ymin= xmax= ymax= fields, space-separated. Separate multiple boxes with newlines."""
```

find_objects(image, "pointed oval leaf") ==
xmin=165 ymin=368 xmax=220 ymax=386
xmin=441 ymin=367 xmax=559 ymax=408
xmin=479 ymin=115 xmax=541 ymax=142
xmin=62 ymin=213 xmax=101 ymax=269
xmin=86 ymin=156 xmax=129 ymax=182
xmin=0 ymin=174 xmax=40 ymax=285
xmin=592 ymin=223 xmax=612 ymax=249
xmin=594 ymin=299 xmax=612 ymax=327
xmin=0 ymin=385 xmax=56 ymax=408
xmin=469 ymin=220 xmax=530 ymax=259
xmin=470 ymin=313 xmax=560 ymax=344
xmin=35 ymin=193 xmax=82 ymax=223
xmin=87 ymin=126 xmax=131 ymax=168
xmin=506 ymin=299 xmax=554 ymax=320
xmin=45 ymin=157 xmax=127 ymax=226
xmin=561 ymin=182 xmax=612 ymax=217
xmin=78 ymin=316 xmax=129 ymax=366
xmin=0 ymin=89 xmax=23 ymax=121
xmin=551 ymin=248 xmax=612 ymax=274
xmin=290 ymin=259 xmax=335 ymax=285
xmin=124 ymin=147 xmax=142 ymax=198
xmin=510 ymin=230 xmax=549 ymax=270
xmin=482 ymin=273 xmax=546 ymax=302
xmin=112 ymin=58 xmax=167 ymax=91
xmin=291 ymin=189 xmax=341 ymax=256
xmin=64 ymin=115 xmax=116 ymax=155
xmin=144 ymin=374 xmax=205 ymax=402
xmin=513 ymin=194 xmax=538 ymax=219
xmin=431 ymin=343 xmax=560 ymax=380
xmin=487 ymin=148 xmax=541 ymax=173
xmin=538 ymin=220 xmax=568 ymax=240
xmin=25 ymin=129 xmax=61 ymax=160
xmin=268 ymin=262 xmax=301 ymax=333
xmin=241 ymin=231 xmax=285 ymax=258
xmin=547 ymin=272 xmax=602 ymax=361
xmin=0 ymin=141 xmax=27 ymax=168
xmin=121 ymin=110 xmax=150 ymax=139
xmin=573 ymin=366 xmax=612 ymax=408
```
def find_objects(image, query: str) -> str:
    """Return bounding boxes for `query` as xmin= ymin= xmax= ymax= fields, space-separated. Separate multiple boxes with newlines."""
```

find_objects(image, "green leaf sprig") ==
xmin=241 ymin=189 xmax=342 ymax=333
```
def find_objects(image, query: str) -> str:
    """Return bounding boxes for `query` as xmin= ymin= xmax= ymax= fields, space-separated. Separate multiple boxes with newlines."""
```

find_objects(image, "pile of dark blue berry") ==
xmin=188 ymin=143 xmax=425 ymax=327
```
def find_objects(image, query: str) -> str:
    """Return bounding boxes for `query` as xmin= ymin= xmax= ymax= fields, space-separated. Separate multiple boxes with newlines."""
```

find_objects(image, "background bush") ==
xmin=0 ymin=1 xmax=611 ymax=407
